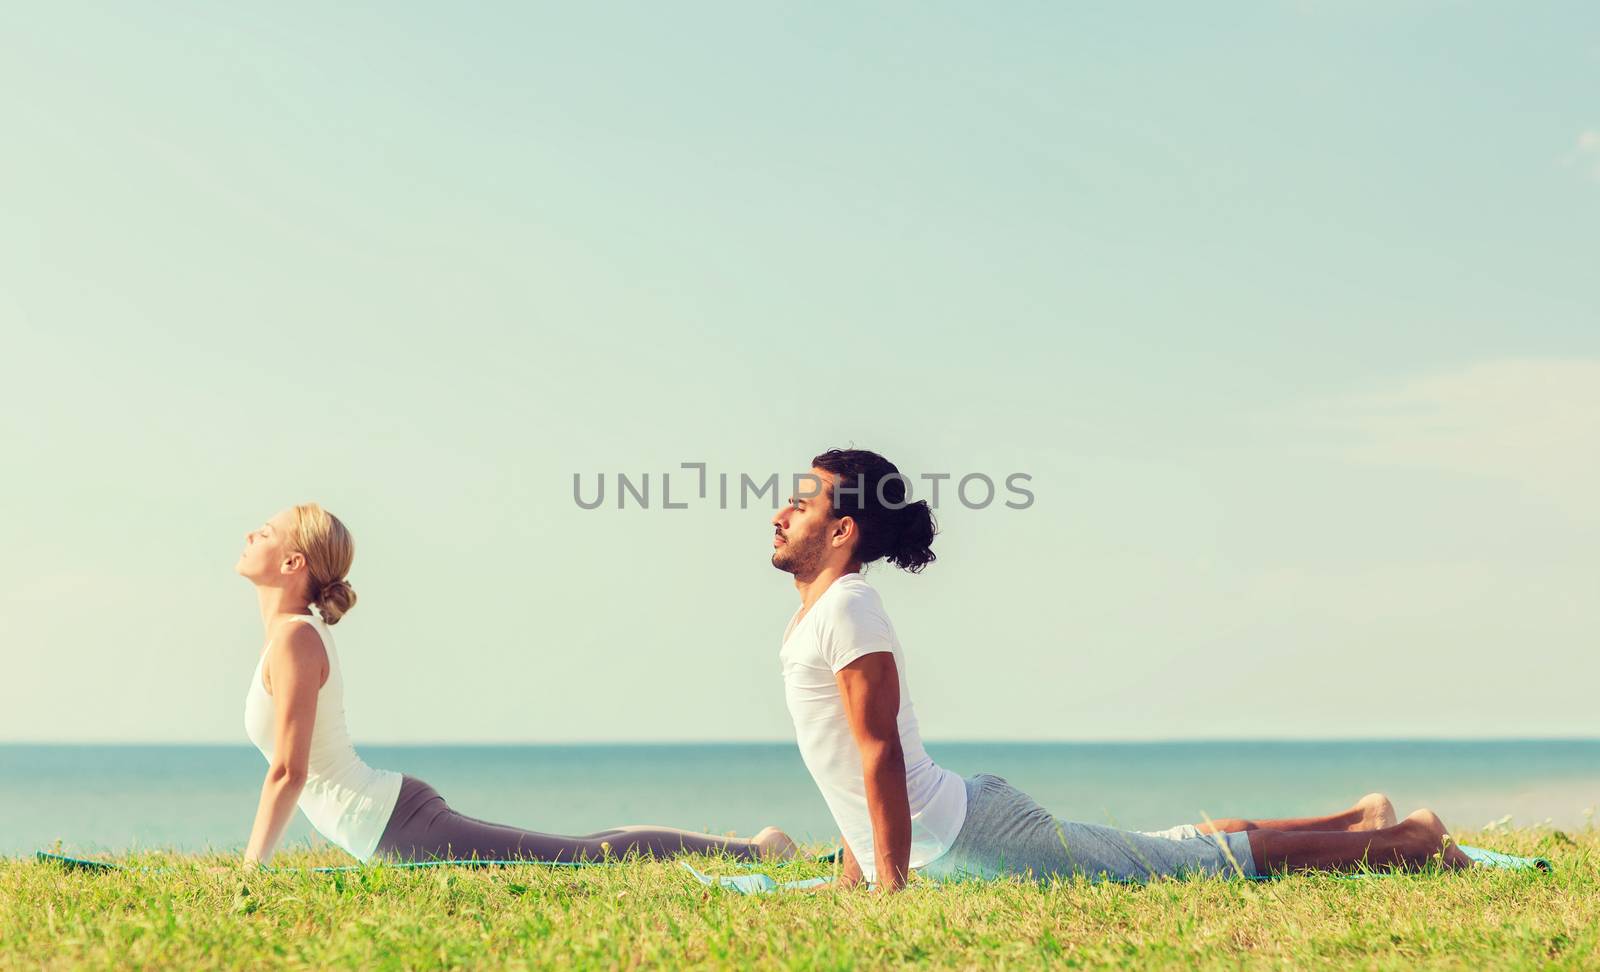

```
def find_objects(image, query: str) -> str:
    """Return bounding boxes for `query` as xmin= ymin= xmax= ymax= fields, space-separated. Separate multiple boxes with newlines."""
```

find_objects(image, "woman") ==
xmin=235 ymin=503 xmax=795 ymax=867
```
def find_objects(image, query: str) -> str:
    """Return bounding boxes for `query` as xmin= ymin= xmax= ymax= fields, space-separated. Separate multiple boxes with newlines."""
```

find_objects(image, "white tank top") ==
xmin=243 ymin=614 xmax=402 ymax=861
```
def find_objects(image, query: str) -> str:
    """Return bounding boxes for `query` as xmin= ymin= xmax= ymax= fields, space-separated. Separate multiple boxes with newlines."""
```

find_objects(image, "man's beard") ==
xmin=771 ymin=532 xmax=824 ymax=576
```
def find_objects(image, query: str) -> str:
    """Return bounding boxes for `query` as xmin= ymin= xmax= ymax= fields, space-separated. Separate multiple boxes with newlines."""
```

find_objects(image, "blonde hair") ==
xmin=290 ymin=503 xmax=357 ymax=625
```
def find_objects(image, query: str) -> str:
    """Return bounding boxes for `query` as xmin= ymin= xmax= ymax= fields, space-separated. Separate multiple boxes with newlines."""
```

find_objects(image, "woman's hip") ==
xmin=374 ymin=775 xmax=450 ymax=853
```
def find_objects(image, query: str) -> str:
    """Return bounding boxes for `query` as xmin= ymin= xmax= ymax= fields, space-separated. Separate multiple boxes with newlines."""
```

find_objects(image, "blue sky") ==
xmin=1 ymin=2 xmax=1596 ymax=743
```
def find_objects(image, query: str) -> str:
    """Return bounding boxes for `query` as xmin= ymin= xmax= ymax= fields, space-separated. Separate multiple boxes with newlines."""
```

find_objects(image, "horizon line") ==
xmin=2 ymin=736 xmax=1597 ymax=747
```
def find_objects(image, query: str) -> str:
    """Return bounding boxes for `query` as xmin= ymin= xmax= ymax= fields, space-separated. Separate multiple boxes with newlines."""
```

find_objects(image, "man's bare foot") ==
xmin=1400 ymin=809 xmax=1474 ymax=869
xmin=752 ymin=826 xmax=797 ymax=861
xmin=1349 ymin=792 xmax=1398 ymax=831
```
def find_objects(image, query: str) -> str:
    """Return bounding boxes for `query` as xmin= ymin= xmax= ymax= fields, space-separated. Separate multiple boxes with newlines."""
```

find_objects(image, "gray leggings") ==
xmin=372 ymin=775 xmax=764 ymax=863
xmin=920 ymin=774 xmax=1257 ymax=883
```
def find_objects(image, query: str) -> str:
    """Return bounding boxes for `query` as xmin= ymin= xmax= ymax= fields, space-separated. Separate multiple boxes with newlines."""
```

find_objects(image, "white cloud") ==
xmin=1284 ymin=358 xmax=1600 ymax=522
xmin=1569 ymin=130 xmax=1600 ymax=180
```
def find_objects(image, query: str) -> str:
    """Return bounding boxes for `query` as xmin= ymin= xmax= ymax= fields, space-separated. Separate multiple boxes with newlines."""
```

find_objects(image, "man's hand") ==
xmin=836 ymin=840 xmax=865 ymax=890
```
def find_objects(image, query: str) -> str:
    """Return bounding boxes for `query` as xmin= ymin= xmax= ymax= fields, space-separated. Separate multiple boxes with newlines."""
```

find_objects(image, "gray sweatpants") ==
xmin=372 ymin=775 xmax=764 ymax=863
xmin=919 ymin=774 xmax=1257 ymax=883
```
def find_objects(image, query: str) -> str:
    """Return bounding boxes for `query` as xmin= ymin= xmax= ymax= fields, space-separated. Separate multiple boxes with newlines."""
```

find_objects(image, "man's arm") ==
xmin=835 ymin=652 xmax=911 ymax=892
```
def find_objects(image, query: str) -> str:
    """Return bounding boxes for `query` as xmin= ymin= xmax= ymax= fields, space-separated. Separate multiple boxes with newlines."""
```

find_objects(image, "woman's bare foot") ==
xmin=1400 ymin=809 xmax=1474 ymax=869
xmin=752 ymin=826 xmax=797 ymax=861
xmin=1350 ymin=793 xmax=1398 ymax=831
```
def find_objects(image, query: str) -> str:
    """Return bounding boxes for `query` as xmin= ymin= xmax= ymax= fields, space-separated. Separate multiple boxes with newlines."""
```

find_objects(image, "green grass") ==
xmin=4 ymin=827 xmax=1596 ymax=970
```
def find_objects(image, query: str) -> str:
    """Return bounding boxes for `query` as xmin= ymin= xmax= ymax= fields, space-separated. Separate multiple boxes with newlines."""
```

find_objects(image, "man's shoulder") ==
xmin=816 ymin=575 xmax=889 ymax=628
xmin=812 ymin=576 xmax=896 ymax=669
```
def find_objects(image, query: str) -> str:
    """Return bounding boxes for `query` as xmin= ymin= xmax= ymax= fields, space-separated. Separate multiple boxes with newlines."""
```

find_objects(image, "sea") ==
xmin=3 ymin=741 xmax=1596 ymax=858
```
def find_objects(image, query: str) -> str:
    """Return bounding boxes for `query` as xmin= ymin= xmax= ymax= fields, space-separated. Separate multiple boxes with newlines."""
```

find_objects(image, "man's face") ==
xmin=770 ymin=467 xmax=838 ymax=578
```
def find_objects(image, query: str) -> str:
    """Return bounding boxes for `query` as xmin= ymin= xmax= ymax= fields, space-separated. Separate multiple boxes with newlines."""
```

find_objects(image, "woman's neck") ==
xmin=256 ymin=585 xmax=314 ymax=631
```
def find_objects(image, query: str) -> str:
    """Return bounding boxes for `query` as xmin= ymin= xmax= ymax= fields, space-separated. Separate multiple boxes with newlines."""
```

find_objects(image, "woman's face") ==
xmin=234 ymin=508 xmax=303 ymax=584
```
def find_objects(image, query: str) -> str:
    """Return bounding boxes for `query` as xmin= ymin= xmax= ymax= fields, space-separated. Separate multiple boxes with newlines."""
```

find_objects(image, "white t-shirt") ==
xmin=779 ymin=572 xmax=967 ymax=881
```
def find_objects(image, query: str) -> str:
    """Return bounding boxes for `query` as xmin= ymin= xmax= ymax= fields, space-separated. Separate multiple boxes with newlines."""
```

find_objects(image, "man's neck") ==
xmin=793 ymin=562 xmax=859 ymax=615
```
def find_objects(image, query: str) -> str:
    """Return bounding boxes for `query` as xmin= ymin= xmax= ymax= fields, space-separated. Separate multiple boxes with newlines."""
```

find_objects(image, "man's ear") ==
xmin=831 ymin=515 xmax=857 ymax=549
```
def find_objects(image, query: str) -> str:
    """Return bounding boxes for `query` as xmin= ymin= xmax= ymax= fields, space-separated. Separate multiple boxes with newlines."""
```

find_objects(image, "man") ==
xmin=770 ymin=448 xmax=1472 ymax=891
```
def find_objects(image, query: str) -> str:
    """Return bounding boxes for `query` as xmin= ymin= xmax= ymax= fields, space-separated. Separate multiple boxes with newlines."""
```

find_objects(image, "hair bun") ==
xmin=888 ymin=500 xmax=937 ymax=573
xmin=316 ymin=576 xmax=357 ymax=625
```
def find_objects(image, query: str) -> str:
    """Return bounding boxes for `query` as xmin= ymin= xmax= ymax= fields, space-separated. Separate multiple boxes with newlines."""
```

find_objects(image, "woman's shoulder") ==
xmin=268 ymin=615 xmax=330 ymax=667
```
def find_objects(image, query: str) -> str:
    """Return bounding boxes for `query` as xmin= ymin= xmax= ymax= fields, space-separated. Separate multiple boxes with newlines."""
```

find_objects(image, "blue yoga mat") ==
xmin=682 ymin=845 xmax=1552 ymax=896
xmin=37 ymin=844 xmax=1550 ymax=888
xmin=1459 ymin=845 xmax=1552 ymax=871
xmin=34 ymin=851 xmax=600 ymax=873
xmin=682 ymin=861 xmax=833 ymax=894
xmin=33 ymin=850 xmax=836 ymax=874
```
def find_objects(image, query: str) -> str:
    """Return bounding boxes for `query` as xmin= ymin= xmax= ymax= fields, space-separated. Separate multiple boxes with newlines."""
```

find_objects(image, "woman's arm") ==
xmin=243 ymin=624 xmax=327 ymax=866
xmin=835 ymin=653 xmax=911 ymax=892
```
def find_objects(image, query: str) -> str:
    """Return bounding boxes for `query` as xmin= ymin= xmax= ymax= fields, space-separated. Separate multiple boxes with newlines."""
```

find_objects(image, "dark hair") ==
xmin=811 ymin=448 xmax=937 ymax=573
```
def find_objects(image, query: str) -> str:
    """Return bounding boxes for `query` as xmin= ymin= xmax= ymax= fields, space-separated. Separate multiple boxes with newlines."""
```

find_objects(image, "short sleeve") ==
xmin=815 ymin=589 xmax=895 ymax=674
